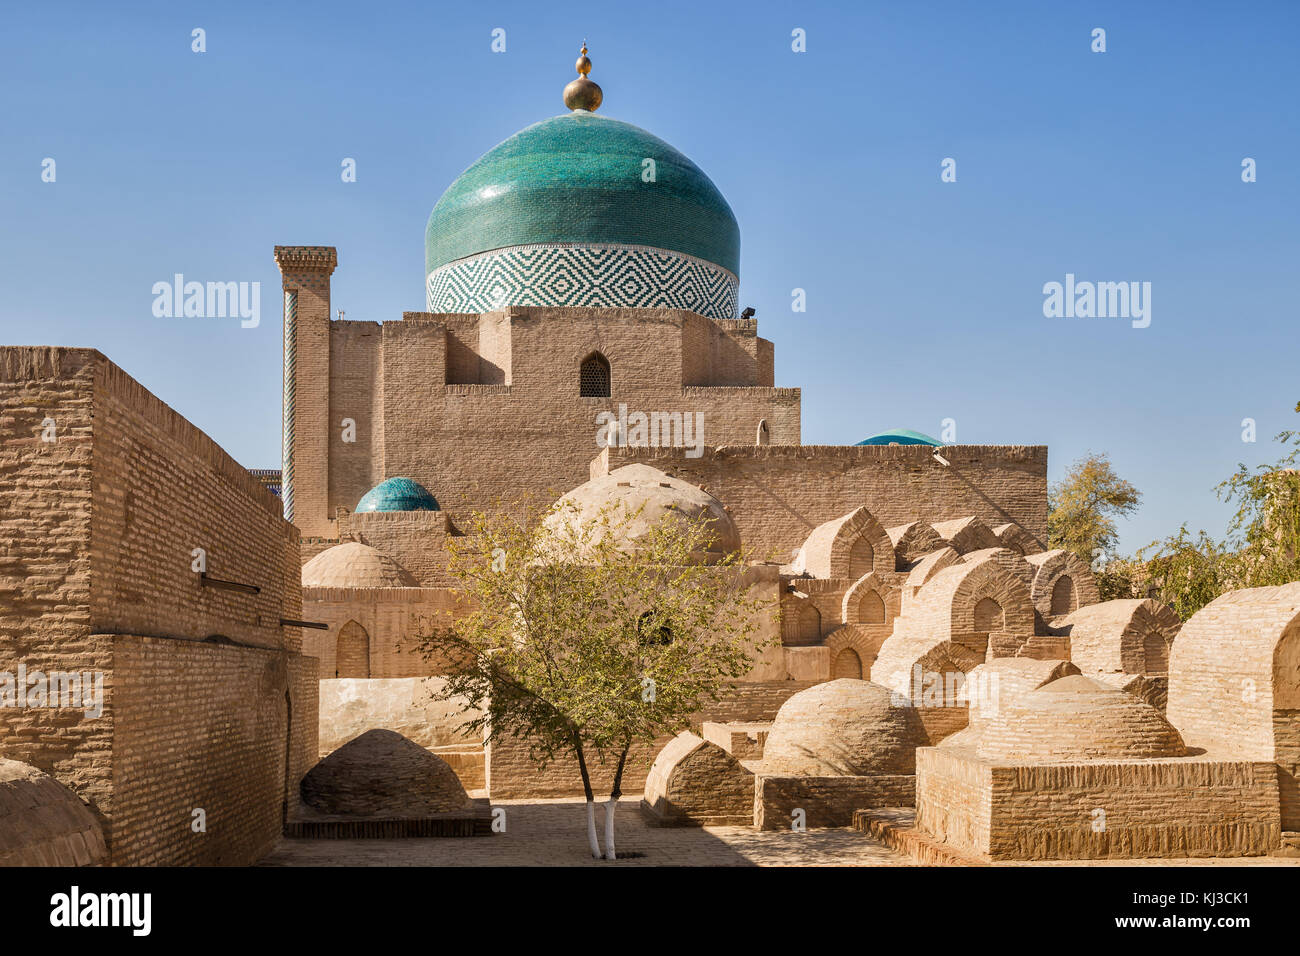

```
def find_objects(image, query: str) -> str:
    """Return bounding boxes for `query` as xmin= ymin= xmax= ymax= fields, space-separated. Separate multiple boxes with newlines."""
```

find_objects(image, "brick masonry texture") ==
xmin=301 ymin=586 xmax=465 ymax=678
xmin=274 ymin=250 xmax=801 ymax=539
xmin=593 ymin=444 xmax=1047 ymax=565
xmin=916 ymin=746 xmax=1281 ymax=861
xmin=109 ymin=636 xmax=317 ymax=866
xmin=754 ymin=774 xmax=915 ymax=830
xmin=487 ymin=680 xmax=820 ymax=799
xmin=0 ymin=346 xmax=316 ymax=865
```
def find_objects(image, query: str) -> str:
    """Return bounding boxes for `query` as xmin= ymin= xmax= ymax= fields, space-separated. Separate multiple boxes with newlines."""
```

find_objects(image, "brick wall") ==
xmin=90 ymin=357 xmax=300 ymax=650
xmin=338 ymin=510 xmax=457 ymax=587
xmin=596 ymin=444 xmax=1048 ymax=565
xmin=301 ymin=586 xmax=467 ymax=678
xmin=0 ymin=347 xmax=112 ymax=816
xmin=109 ymin=636 xmax=317 ymax=865
xmin=296 ymin=299 xmax=801 ymax=535
xmin=1 ymin=346 xmax=314 ymax=865
xmin=917 ymin=747 xmax=1281 ymax=860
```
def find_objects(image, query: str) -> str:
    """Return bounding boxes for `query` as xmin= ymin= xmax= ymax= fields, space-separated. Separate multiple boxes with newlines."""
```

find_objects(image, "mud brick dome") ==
xmin=973 ymin=675 xmax=1188 ymax=762
xmin=424 ymin=49 xmax=740 ymax=319
xmin=545 ymin=464 xmax=741 ymax=562
xmin=761 ymin=679 xmax=929 ymax=776
xmin=0 ymin=760 xmax=107 ymax=866
xmin=300 ymin=729 xmax=471 ymax=816
xmin=301 ymin=541 xmax=419 ymax=588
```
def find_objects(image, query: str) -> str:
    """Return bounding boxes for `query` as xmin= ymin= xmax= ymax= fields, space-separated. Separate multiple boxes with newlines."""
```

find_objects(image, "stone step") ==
xmin=852 ymin=807 xmax=987 ymax=866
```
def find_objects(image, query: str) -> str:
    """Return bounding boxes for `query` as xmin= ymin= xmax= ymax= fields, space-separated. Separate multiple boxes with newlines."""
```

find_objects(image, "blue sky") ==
xmin=2 ymin=1 xmax=1296 ymax=552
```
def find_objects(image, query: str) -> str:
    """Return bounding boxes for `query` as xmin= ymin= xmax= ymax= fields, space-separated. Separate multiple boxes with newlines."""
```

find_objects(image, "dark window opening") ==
xmin=580 ymin=352 xmax=611 ymax=397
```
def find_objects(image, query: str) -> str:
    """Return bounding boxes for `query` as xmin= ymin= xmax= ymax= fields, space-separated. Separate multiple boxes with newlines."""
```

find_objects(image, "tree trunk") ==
xmin=573 ymin=734 xmax=602 ymax=859
xmin=604 ymin=744 xmax=631 ymax=861
xmin=603 ymin=797 xmax=618 ymax=861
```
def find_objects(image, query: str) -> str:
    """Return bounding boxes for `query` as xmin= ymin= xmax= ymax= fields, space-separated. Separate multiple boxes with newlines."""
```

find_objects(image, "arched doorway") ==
xmin=848 ymin=537 xmax=874 ymax=580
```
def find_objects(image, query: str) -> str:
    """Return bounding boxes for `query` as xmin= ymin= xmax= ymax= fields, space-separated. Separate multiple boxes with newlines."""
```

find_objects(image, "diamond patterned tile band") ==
xmin=426 ymin=243 xmax=738 ymax=320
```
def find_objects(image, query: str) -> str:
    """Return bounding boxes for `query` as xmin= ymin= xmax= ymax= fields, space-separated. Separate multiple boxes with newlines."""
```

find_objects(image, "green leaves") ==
xmin=409 ymin=493 xmax=772 ymax=774
xmin=1048 ymin=451 xmax=1142 ymax=567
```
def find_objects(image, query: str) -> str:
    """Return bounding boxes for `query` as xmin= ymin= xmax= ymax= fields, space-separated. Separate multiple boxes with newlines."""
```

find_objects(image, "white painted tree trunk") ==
xmin=603 ymin=797 xmax=618 ymax=860
xmin=585 ymin=800 xmax=602 ymax=859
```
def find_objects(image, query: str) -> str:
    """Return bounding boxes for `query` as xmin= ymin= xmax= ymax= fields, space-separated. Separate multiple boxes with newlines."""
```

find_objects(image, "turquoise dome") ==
xmin=355 ymin=477 xmax=439 ymax=513
xmin=425 ymin=112 xmax=740 ymax=277
xmin=856 ymin=429 xmax=943 ymax=447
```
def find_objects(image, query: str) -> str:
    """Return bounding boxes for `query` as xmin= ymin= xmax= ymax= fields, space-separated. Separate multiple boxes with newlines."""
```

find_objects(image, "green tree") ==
xmin=1216 ymin=402 xmax=1300 ymax=589
xmin=414 ymin=497 xmax=769 ymax=860
xmin=1048 ymin=452 xmax=1142 ymax=572
xmin=1133 ymin=402 xmax=1300 ymax=618
xmin=1137 ymin=526 xmax=1234 ymax=620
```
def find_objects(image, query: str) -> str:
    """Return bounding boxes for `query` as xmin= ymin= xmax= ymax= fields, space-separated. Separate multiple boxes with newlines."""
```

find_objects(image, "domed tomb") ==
xmin=761 ymin=679 xmax=929 ymax=777
xmin=0 ymin=759 xmax=107 ymax=866
xmin=301 ymin=729 xmax=471 ymax=817
xmin=545 ymin=464 xmax=740 ymax=562
xmin=302 ymin=542 xmax=418 ymax=588
xmin=974 ymin=675 xmax=1187 ymax=763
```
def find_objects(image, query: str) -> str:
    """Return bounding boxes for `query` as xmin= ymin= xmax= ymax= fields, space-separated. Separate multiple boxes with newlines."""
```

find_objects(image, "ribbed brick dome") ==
xmin=0 ymin=759 xmax=107 ymax=866
xmin=301 ymin=730 xmax=470 ymax=816
xmin=975 ymin=675 xmax=1187 ymax=762
xmin=302 ymin=542 xmax=418 ymax=588
xmin=761 ymin=679 xmax=928 ymax=777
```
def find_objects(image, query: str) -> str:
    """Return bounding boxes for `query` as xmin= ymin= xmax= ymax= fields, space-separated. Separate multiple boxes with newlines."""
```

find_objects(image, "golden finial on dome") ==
xmin=564 ymin=40 xmax=603 ymax=112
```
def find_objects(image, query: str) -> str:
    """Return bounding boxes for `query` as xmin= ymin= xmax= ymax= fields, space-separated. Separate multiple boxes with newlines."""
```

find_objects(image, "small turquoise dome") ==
xmin=856 ymin=429 xmax=943 ymax=447
xmin=355 ymin=477 xmax=439 ymax=513
xmin=426 ymin=112 xmax=740 ymax=277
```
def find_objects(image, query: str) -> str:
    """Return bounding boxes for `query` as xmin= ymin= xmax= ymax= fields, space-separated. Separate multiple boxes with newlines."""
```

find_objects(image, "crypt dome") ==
xmin=425 ymin=44 xmax=740 ymax=320
xmin=300 ymin=729 xmax=471 ymax=816
xmin=544 ymin=463 xmax=741 ymax=563
xmin=974 ymin=675 xmax=1188 ymax=762
xmin=302 ymin=542 xmax=419 ymax=589
xmin=761 ymin=680 xmax=929 ymax=777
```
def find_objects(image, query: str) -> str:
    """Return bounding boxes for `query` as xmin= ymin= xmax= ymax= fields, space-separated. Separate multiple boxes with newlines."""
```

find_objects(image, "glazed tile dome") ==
xmin=425 ymin=109 xmax=741 ymax=320
xmin=974 ymin=675 xmax=1187 ymax=762
xmin=355 ymin=477 xmax=439 ymax=513
xmin=855 ymin=428 xmax=943 ymax=447
xmin=761 ymin=679 xmax=929 ymax=777
xmin=302 ymin=542 xmax=418 ymax=589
